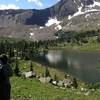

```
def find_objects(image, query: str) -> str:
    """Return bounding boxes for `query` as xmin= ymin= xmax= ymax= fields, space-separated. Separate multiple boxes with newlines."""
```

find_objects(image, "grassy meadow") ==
xmin=10 ymin=60 xmax=100 ymax=100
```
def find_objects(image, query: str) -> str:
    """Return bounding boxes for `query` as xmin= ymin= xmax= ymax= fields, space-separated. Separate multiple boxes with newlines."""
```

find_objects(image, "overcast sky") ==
xmin=0 ymin=0 xmax=60 ymax=10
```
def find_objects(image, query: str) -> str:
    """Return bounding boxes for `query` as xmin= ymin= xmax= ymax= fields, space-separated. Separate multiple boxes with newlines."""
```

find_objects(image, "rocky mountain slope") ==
xmin=0 ymin=0 xmax=100 ymax=41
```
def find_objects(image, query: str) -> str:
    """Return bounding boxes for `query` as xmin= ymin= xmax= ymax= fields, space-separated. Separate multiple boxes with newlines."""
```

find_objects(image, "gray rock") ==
xmin=52 ymin=81 xmax=58 ymax=85
xmin=39 ymin=77 xmax=51 ymax=83
xmin=63 ymin=78 xmax=73 ymax=88
xmin=57 ymin=81 xmax=64 ymax=87
xmin=22 ymin=71 xmax=36 ymax=78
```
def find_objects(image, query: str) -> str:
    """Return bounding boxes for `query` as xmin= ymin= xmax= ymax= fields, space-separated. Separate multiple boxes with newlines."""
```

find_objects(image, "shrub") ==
xmin=14 ymin=59 xmax=20 ymax=76
xmin=30 ymin=62 xmax=33 ymax=71
xmin=42 ymin=67 xmax=50 ymax=77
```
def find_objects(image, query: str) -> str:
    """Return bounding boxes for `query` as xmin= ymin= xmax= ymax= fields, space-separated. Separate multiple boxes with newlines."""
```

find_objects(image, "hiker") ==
xmin=0 ymin=55 xmax=13 ymax=100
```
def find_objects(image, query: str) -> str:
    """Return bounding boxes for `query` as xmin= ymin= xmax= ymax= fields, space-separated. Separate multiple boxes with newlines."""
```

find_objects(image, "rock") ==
xmin=52 ymin=81 xmax=58 ymax=85
xmin=22 ymin=71 xmax=36 ymax=78
xmin=36 ymin=75 xmax=40 ymax=79
xmin=91 ymin=89 xmax=95 ymax=92
xmin=76 ymin=91 xmax=81 ymax=95
xmin=39 ymin=77 xmax=51 ymax=83
xmin=80 ymin=88 xmax=87 ymax=92
xmin=84 ymin=91 xmax=91 ymax=96
xmin=60 ymin=87 xmax=66 ymax=90
xmin=63 ymin=78 xmax=73 ymax=88
xmin=81 ymin=87 xmax=84 ymax=92
xmin=57 ymin=81 xmax=64 ymax=87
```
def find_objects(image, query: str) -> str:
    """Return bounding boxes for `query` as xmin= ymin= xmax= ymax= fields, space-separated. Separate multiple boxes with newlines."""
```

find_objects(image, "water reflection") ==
xmin=45 ymin=50 xmax=62 ymax=64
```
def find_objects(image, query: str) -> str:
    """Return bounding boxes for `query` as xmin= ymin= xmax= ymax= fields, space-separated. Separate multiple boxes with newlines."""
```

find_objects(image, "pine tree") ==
xmin=64 ymin=73 xmax=68 ymax=79
xmin=14 ymin=59 xmax=20 ymax=76
xmin=54 ymin=74 xmax=58 ymax=81
xmin=43 ymin=67 xmax=50 ymax=77
xmin=72 ymin=78 xmax=78 ymax=89
xmin=30 ymin=62 xmax=33 ymax=71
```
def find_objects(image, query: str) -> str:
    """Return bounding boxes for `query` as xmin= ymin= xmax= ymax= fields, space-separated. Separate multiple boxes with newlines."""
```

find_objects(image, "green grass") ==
xmin=11 ymin=77 xmax=71 ymax=100
xmin=49 ymin=40 xmax=100 ymax=51
xmin=11 ymin=77 xmax=100 ymax=100
xmin=10 ymin=60 xmax=100 ymax=100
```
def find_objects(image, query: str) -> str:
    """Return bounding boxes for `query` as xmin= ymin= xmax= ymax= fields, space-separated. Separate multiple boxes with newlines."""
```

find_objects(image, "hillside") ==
xmin=0 ymin=0 xmax=100 ymax=41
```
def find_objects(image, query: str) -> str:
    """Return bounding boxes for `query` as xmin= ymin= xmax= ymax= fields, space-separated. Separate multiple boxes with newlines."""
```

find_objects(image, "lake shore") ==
xmin=48 ymin=42 xmax=100 ymax=51
xmin=11 ymin=60 xmax=100 ymax=100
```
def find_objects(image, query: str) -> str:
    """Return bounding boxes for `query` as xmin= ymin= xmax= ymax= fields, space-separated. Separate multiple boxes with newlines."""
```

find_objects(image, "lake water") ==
xmin=39 ymin=50 xmax=100 ymax=83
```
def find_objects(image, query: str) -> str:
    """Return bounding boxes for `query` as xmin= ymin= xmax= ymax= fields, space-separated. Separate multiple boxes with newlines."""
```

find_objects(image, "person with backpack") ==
xmin=0 ymin=55 xmax=13 ymax=100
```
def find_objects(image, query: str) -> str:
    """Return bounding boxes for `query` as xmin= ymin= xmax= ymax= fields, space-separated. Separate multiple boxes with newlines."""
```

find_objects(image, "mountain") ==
xmin=0 ymin=0 xmax=100 ymax=41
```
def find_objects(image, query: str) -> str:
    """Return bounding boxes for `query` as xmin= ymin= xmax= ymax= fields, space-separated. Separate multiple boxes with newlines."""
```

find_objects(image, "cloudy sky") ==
xmin=0 ymin=0 xmax=60 ymax=10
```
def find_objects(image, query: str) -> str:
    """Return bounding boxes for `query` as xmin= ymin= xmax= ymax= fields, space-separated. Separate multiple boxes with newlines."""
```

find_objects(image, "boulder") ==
xmin=22 ymin=71 xmax=36 ymax=78
xmin=57 ymin=81 xmax=64 ymax=87
xmin=39 ymin=77 xmax=51 ymax=83
xmin=63 ymin=78 xmax=73 ymax=88
xmin=81 ymin=88 xmax=87 ymax=92
xmin=52 ymin=81 xmax=58 ymax=85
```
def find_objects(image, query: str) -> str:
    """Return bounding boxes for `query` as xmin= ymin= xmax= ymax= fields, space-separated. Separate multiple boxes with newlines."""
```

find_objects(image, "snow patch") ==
xmin=55 ymin=25 xmax=62 ymax=31
xmin=85 ymin=14 xmax=91 ymax=18
xmin=30 ymin=32 xmax=34 ymax=36
xmin=45 ymin=17 xmax=60 ymax=27
xmin=74 ymin=0 xmax=77 ymax=5
xmin=68 ymin=8 xmax=100 ymax=20
xmin=88 ymin=1 xmax=100 ymax=8
xmin=45 ymin=17 xmax=62 ymax=31
xmin=68 ymin=1 xmax=100 ymax=20
xmin=55 ymin=36 xmax=59 ymax=39
xmin=68 ymin=6 xmax=84 ymax=20
xmin=39 ymin=26 xmax=44 ymax=29
xmin=29 ymin=32 xmax=34 ymax=38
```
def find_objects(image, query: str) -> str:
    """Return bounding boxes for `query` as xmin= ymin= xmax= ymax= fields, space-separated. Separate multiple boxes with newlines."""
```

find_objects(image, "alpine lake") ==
xmin=36 ymin=50 xmax=100 ymax=83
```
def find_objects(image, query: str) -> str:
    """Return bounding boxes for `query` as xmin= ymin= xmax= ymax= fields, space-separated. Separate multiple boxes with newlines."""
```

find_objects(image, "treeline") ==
xmin=0 ymin=38 xmax=57 ymax=62
xmin=1 ymin=28 xmax=100 ymax=61
xmin=55 ymin=29 xmax=100 ymax=45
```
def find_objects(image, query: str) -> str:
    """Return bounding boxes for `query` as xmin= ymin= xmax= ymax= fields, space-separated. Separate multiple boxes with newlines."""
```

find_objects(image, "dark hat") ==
xmin=0 ymin=55 xmax=8 ymax=64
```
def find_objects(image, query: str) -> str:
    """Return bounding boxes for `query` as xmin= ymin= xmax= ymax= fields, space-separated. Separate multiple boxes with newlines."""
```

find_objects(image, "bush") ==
xmin=86 ymin=82 xmax=100 ymax=89
xmin=30 ymin=62 xmax=33 ymax=71
xmin=53 ymin=74 xmax=58 ymax=81
xmin=14 ymin=59 xmax=20 ymax=76
xmin=72 ymin=78 xmax=78 ymax=89
xmin=42 ymin=67 xmax=50 ymax=77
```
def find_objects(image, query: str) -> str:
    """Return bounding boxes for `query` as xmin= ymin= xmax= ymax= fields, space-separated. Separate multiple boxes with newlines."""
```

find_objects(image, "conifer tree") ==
xmin=43 ymin=67 xmax=50 ymax=77
xmin=14 ymin=59 xmax=20 ymax=76
xmin=30 ymin=62 xmax=33 ymax=71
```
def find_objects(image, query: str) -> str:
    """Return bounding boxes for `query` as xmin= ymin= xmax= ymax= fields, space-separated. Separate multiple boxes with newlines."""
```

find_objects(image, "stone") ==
xmin=63 ymin=78 xmax=73 ymax=88
xmin=57 ymin=81 xmax=64 ymax=87
xmin=84 ymin=91 xmax=91 ymax=96
xmin=52 ymin=81 xmax=58 ymax=85
xmin=39 ymin=77 xmax=51 ymax=83
xmin=22 ymin=71 xmax=36 ymax=78
xmin=81 ymin=88 xmax=87 ymax=92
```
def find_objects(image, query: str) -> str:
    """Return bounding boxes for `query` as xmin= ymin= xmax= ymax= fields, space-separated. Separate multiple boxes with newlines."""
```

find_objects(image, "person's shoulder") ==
xmin=3 ymin=63 xmax=10 ymax=66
